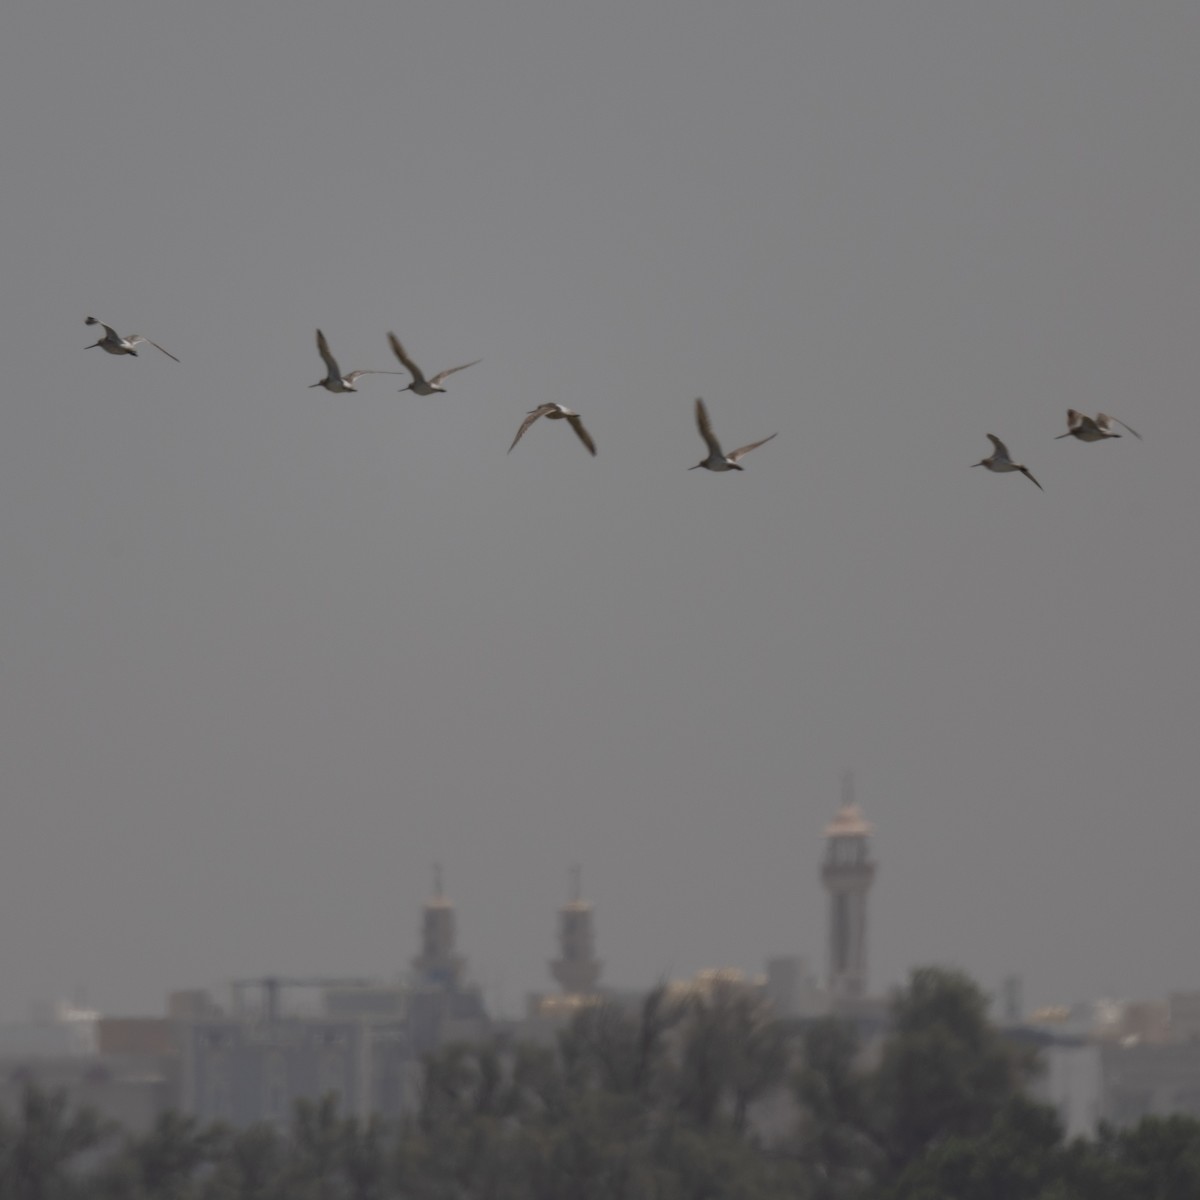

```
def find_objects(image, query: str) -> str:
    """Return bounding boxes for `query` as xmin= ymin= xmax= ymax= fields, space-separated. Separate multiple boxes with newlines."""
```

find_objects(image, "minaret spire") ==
xmin=821 ymin=777 xmax=877 ymax=1006
xmin=550 ymin=866 xmax=602 ymax=995
xmin=412 ymin=863 xmax=464 ymax=989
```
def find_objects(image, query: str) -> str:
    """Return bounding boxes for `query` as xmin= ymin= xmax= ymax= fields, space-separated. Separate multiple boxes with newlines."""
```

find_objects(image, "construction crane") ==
xmin=230 ymin=976 xmax=380 ymax=1022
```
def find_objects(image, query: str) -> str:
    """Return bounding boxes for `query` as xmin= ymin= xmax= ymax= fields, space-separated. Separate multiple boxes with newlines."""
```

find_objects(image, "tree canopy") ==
xmin=3 ymin=967 xmax=1199 ymax=1199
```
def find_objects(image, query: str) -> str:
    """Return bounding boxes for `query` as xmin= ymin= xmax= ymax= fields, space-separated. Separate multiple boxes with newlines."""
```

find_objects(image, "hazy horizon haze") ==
xmin=1 ymin=1 xmax=1198 ymax=1021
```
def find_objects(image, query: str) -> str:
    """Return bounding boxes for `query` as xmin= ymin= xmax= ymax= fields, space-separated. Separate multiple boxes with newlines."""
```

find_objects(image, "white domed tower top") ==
xmin=821 ymin=772 xmax=877 ymax=1003
xmin=823 ymin=799 xmax=874 ymax=840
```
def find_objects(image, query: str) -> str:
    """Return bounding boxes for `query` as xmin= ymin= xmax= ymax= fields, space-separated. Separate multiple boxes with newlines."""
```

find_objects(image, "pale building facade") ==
xmin=1099 ymin=1040 xmax=1200 ymax=1125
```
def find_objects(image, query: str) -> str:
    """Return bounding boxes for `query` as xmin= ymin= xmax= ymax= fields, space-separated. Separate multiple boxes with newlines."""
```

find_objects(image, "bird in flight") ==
xmin=85 ymin=316 xmax=179 ymax=362
xmin=388 ymin=333 xmax=480 ymax=396
xmin=690 ymin=397 xmax=776 ymax=471
xmin=309 ymin=329 xmax=403 ymax=393
xmin=508 ymin=403 xmax=596 ymax=456
xmin=972 ymin=434 xmax=1043 ymax=490
xmin=1056 ymin=409 xmax=1142 ymax=442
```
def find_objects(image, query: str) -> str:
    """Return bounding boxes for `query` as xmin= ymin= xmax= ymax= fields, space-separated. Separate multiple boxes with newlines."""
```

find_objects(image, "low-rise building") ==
xmin=1099 ymin=1040 xmax=1200 ymax=1125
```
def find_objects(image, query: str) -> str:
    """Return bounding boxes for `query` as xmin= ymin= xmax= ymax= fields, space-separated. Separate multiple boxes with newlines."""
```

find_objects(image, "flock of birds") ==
xmin=971 ymin=409 xmax=1142 ymax=491
xmin=84 ymin=316 xmax=1142 ymax=480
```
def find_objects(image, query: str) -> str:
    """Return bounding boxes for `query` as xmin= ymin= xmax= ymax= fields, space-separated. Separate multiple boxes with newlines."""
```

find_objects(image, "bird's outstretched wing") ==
xmin=387 ymin=333 xmax=427 ymax=387
xmin=430 ymin=360 xmax=481 ymax=387
xmin=1097 ymin=413 xmax=1143 ymax=440
xmin=508 ymin=404 xmax=556 ymax=453
xmin=728 ymin=432 xmax=777 ymax=463
xmin=85 ymin=316 xmax=120 ymax=341
xmin=129 ymin=335 xmax=180 ymax=363
xmin=694 ymin=398 xmax=723 ymax=457
xmin=986 ymin=433 xmax=1012 ymax=461
xmin=1020 ymin=466 xmax=1044 ymax=491
xmin=315 ymin=329 xmax=340 ymax=377
xmin=343 ymin=369 xmax=405 ymax=384
xmin=567 ymin=413 xmax=597 ymax=456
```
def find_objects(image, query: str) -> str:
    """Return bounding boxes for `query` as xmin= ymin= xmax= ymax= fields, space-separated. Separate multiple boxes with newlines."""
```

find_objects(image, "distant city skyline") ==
xmin=0 ymin=782 xmax=1170 ymax=1024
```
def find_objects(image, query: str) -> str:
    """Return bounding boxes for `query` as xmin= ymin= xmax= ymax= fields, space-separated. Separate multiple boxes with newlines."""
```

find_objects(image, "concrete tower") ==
xmin=550 ymin=866 xmax=602 ymax=995
xmin=411 ymin=864 xmax=465 ymax=990
xmin=821 ymin=773 xmax=877 ymax=1003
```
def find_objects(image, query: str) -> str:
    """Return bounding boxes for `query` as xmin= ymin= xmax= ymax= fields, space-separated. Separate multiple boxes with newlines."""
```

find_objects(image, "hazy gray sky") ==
xmin=1 ymin=1 xmax=1198 ymax=1021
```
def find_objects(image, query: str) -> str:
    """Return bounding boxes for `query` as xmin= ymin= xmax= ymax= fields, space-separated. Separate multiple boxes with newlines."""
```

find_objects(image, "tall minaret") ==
xmin=821 ymin=773 xmax=877 ymax=1003
xmin=411 ymin=864 xmax=465 ymax=990
xmin=550 ymin=866 xmax=602 ymax=995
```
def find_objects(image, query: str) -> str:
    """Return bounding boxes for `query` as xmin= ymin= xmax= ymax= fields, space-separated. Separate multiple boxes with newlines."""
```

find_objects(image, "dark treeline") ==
xmin=3 ymin=967 xmax=1200 ymax=1199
